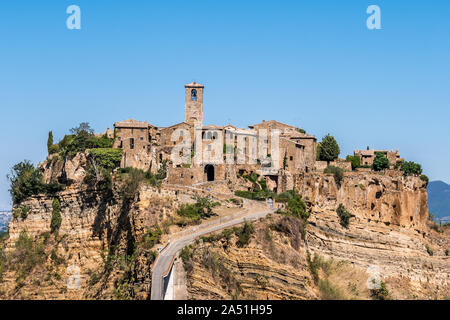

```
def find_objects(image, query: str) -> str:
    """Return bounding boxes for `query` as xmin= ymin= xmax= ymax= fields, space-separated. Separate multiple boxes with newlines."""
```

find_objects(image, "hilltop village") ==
xmin=2 ymin=81 xmax=446 ymax=301
xmin=105 ymin=82 xmax=403 ymax=193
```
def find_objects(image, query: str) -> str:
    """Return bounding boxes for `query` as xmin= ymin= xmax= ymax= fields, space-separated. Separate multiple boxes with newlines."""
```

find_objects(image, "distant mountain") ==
xmin=427 ymin=181 xmax=450 ymax=222
xmin=0 ymin=211 xmax=12 ymax=233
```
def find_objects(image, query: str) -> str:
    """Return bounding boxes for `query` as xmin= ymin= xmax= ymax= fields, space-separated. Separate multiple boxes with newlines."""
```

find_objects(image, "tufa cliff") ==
xmin=0 ymin=153 xmax=448 ymax=300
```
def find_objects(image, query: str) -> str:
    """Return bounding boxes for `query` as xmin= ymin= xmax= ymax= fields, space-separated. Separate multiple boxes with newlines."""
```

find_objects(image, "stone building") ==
xmin=354 ymin=149 xmax=402 ymax=167
xmin=110 ymin=82 xmax=405 ymax=193
xmin=113 ymin=119 xmax=153 ymax=170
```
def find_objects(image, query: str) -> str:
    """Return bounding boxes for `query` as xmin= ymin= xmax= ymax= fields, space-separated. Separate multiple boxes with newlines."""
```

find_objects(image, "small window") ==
xmin=207 ymin=144 xmax=212 ymax=151
xmin=130 ymin=138 xmax=135 ymax=149
xmin=140 ymin=137 xmax=144 ymax=141
xmin=118 ymin=128 xmax=121 ymax=132
xmin=290 ymin=156 xmax=293 ymax=161
xmin=191 ymin=89 xmax=197 ymax=101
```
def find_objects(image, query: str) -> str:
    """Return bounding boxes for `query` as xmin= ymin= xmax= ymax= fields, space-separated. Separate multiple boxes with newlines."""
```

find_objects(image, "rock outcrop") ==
xmin=183 ymin=173 xmax=449 ymax=300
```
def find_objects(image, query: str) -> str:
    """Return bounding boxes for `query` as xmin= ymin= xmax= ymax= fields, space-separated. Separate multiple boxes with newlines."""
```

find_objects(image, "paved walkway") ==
xmin=150 ymin=201 xmax=273 ymax=300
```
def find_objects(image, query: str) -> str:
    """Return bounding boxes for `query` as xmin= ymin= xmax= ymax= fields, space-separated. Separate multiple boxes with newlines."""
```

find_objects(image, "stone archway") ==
xmin=204 ymin=164 xmax=215 ymax=182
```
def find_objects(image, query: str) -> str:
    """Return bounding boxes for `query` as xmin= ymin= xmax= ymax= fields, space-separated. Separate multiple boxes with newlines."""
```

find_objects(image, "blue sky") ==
xmin=0 ymin=0 xmax=449 ymax=209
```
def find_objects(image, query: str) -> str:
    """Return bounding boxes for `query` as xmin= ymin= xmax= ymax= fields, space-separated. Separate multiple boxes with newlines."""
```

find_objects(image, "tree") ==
xmin=47 ymin=131 xmax=54 ymax=155
xmin=50 ymin=198 xmax=62 ymax=234
xmin=319 ymin=134 xmax=340 ymax=162
xmin=336 ymin=204 xmax=353 ymax=228
xmin=372 ymin=152 xmax=389 ymax=171
xmin=316 ymin=142 xmax=322 ymax=161
xmin=346 ymin=155 xmax=361 ymax=170
xmin=70 ymin=122 xmax=94 ymax=135
xmin=7 ymin=161 xmax=44 ymax=204
xmin=286 ymin=191 xmax=309 ymax=221
xmin=401 ymin=161 xmax=422 ymax=176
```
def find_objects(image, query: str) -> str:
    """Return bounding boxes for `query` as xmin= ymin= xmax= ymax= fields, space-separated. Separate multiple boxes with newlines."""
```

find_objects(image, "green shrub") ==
xmin=20 ymin=206 xmax=30 ymax=220
xmin=324 ymin=166 xmax=344 ymax=187
xmin=56 ymin=123 xmax=114 ymax=159
xmin=401 ymin=161 xmax=422 ymax=176
xmin=234 ymin=190 xmax=270 ymax=201
xmin=155 ymin=159 xmax=168 ymax=180
xmin=318 ymin=135 xmax=340 ymax=162
xmin=8 ymin=161 xmax=45 ymax=204
xmin=10 ymin=231 xmax=46 ymax=283
xmin=235 ymin=222 xmax=254 ymax=247
xmin=142 ymin=225 xmax=162 ymax=249
xmin=279 ymin=190 xmax=310 ymax=221
xmin=319 ymin=278 xmax=345 ymax=300
xmin=50 ymin=198 xmax=62 ymax=234
xmin=177 ymin=197 xmax=219 ymax=225
xmin=48 ymin=144 xmax=60 ymax=155
xmin=426 ymin=245 xmax=434 ymax=256
xmin=420 ymin=174 xmax=429 ymax=185
xmin=370 ymin=281 xmax=390 ymax=300
xmin=89 ymin=148 xmax=123 ymax=170
xmin=8 ymin=161 xmax=65 ymax=204
xmin=372 ymin=152 xmax=390 ymax=171
xmin=117 ymin=167 xmax=163 ymax=202
xmin=346 ymin=155 xmax=361 ymax=170
xmin=336 ymin=204 xmax=353 ymax=228
xmin=47 ymin=131 xmax=54 ymax=155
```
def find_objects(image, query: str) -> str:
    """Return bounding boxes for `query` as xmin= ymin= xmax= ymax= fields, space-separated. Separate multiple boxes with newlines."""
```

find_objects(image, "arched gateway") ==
xmin=204 ymin=164 xmax=215 ymax=182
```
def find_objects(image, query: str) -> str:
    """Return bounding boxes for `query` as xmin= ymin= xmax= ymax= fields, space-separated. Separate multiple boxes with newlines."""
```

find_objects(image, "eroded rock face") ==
xmin=183 ymin=173 xmax=448 ymax=300
xmin=295 ymin=172 xmax=428 ymax=231
xmin=39 ymin=152 xmax=88 ymax=185
xmin=2 ymin=185 xmax=182 ymax=300
xmin=184 ymin=213 xmax=449 ymax=300
xmin=184 ymin=216 xmax=318 ymax=300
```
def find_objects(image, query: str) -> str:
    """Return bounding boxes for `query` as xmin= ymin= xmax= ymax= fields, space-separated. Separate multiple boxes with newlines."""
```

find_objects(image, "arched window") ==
xmin=191 ymin=89 xmax=197 ymax=101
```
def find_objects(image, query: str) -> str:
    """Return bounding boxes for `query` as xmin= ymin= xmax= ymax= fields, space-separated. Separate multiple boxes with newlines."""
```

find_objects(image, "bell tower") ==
xmin=185 ymin=82 xmax=204 ymax=126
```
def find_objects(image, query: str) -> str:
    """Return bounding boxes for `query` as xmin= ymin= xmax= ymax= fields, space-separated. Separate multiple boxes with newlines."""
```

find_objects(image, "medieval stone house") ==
xmin=110 ymin=82 xmax=400 ymax=193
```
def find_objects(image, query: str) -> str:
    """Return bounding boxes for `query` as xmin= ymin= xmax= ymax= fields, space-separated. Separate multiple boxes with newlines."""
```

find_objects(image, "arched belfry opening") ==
xmin=191 ymin=89 xmax=197 ymax=101
xmin=204 ymin=164 xmax=215 ymax=182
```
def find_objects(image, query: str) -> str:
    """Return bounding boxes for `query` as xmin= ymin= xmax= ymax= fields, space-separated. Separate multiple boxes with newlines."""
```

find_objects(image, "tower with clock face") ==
xmin=185 ymin=82 xmax=204 ymax=126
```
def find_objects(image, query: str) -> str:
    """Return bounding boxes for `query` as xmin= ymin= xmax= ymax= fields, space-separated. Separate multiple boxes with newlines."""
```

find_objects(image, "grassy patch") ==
xmin=176 ymin=197 xmax=219 ymax=226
